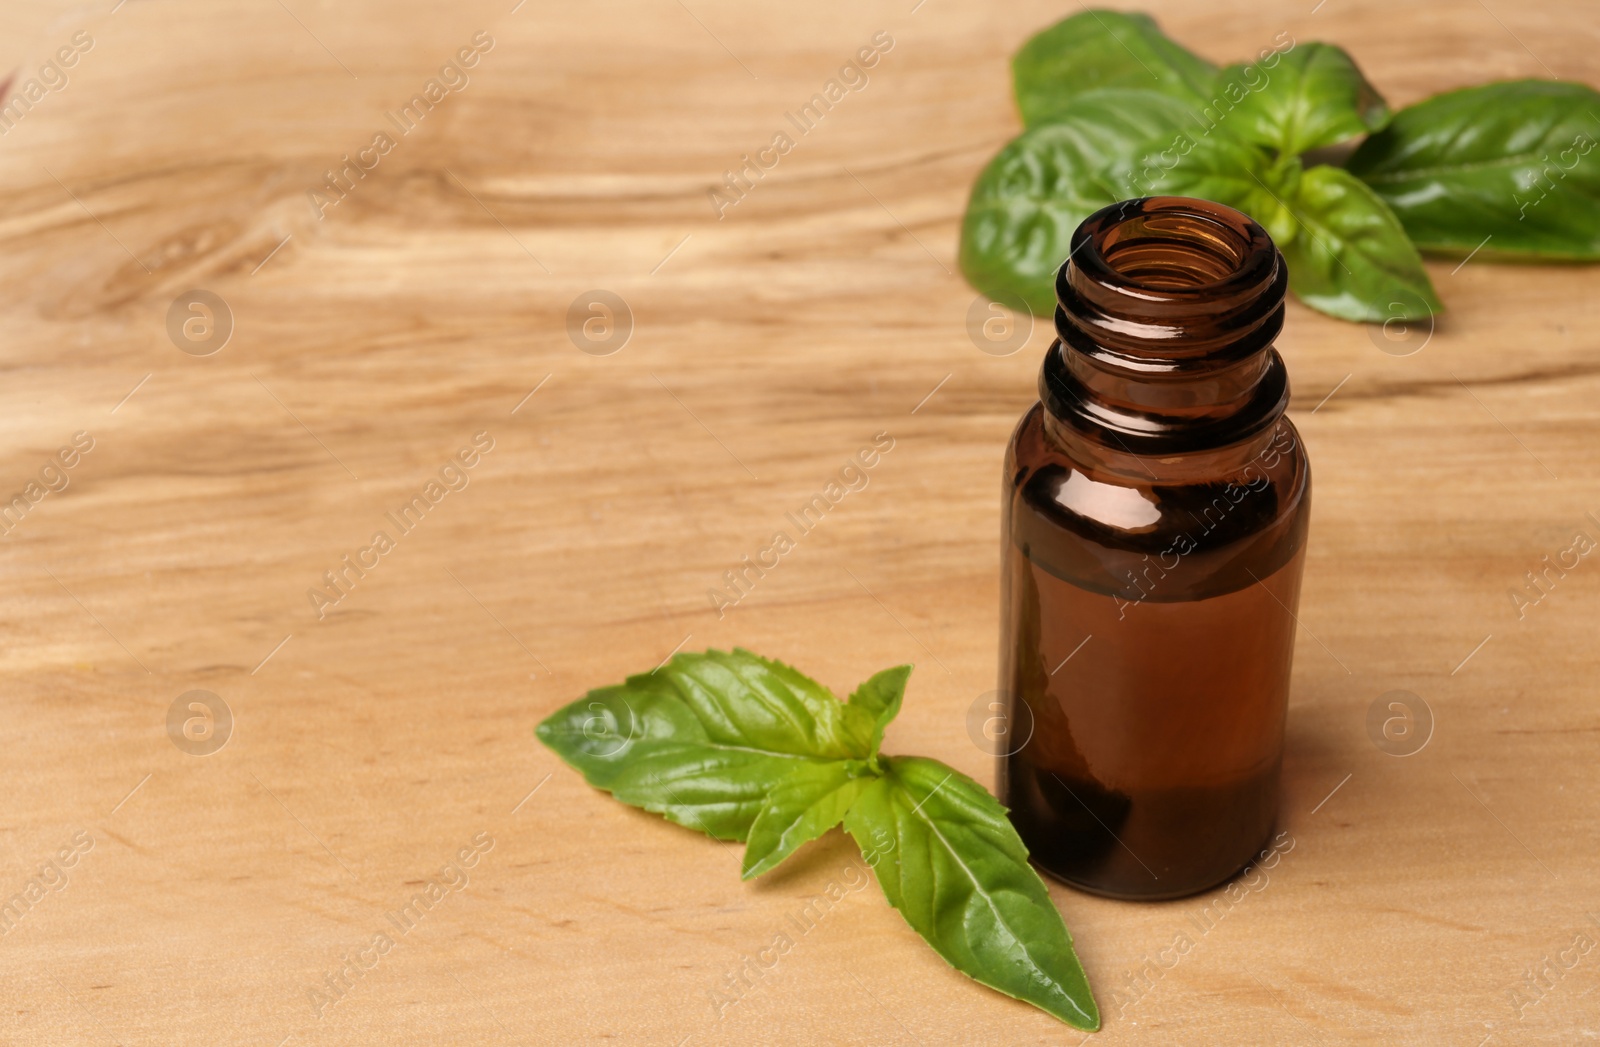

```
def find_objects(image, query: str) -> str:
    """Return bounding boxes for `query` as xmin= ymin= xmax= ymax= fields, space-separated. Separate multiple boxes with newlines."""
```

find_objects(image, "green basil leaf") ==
xmin=1282 ymin=164 xmax=1441 ymax=321
xmin=740 ymin=759 xmax=876 ymax=879
xmin=536 ymin=649 xmax=876 ymax=840
xmin=662 ymin=647 xmax=877 ymax=760
xmin=846 ymin=664 xmax=911 ymax=755
xmin=843 ymin=756 xmax=1098 ymax=1030
xmin=1098 ymin=130 xmax=1299 ymax=245
xmin=1217 ymin=42 xmax=1389 ymax=155
xmin=1348 ymin=79 xmax=1600 ymax=257
xmin=960 ymin=89 xmax=1207 ymax=316
xmin=1012 ymin=10 xmax=1217 ymax=126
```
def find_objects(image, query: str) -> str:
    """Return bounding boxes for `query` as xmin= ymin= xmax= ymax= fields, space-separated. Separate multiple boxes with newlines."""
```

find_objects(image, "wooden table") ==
xmin=2 ymin=0 xmax=1595 ymax=1043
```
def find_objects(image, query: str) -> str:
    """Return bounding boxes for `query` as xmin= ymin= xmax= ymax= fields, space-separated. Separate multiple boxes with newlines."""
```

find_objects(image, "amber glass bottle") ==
xmin=997 ymin=196 xmax=1310 ymax=901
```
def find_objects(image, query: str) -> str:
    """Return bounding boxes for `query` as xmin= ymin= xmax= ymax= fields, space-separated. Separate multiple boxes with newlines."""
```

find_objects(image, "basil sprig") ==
xmin=962 ymin=9 xmax=1600 ymax=324
xmin=537 ymin=648 xmax=1099 ymax=1031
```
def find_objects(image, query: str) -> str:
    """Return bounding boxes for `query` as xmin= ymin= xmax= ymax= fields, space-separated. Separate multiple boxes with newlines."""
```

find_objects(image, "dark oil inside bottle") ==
xmin=997 ymin=197 xmax=1311 ymax=900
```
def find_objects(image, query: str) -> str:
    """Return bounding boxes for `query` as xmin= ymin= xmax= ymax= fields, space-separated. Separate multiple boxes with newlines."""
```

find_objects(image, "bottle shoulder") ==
xmin=1004 ymin=402 xmax=1310 ymax=600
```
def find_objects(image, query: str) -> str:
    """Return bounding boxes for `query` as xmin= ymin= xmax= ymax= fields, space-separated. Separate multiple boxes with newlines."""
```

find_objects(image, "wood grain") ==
xmin=1 ymin=0 xmax=1596 ymax=1043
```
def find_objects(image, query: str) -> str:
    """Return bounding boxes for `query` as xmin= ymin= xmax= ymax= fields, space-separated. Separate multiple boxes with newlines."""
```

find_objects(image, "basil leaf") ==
xmin=1099 ymin=130 xmax=1299 ymax=246
xmin=1013 ymin=10 xmax=1216 ymax=126
xmin=662 ymin=647 xmax=877 ymax=760
xmin=1348 ymin=79 xmax=1600 ymax=258
xmin=536 ymin=649 xmax=876 ymax=840
xmin=740 ymin=759 xmax=876 ymax=879
xmin=846 ymin=664 xmax=911 ymax=755
xmin=843 ymin=756 xmax=1098 ymax=1031
xmin=1282 ymin=165 xmax=1441 ymax=321
xmin=960 ymin=89 xmax=1206 ymax=315
xmin=1218 ymin=42 xmax=1389 ymax=155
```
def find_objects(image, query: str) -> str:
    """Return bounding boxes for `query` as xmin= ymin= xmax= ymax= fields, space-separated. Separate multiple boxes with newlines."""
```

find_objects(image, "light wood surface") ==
xmin=2 ymin=1 xmax=1597 ymax=1043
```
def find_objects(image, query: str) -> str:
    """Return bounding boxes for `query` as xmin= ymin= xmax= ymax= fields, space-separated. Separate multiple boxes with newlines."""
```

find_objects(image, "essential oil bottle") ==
xmin=997 ymin=196 xmax=1311 ymax=901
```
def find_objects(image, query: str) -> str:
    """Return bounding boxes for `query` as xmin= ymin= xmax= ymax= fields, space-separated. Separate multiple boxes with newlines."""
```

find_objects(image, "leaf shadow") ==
xmin=742 ymin=828 xmax=863 ymax=893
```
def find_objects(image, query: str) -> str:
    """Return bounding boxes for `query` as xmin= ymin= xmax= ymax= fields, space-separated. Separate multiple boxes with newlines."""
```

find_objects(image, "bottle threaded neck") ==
xmin=1042 ymin=197 xmax=1290 ymax=455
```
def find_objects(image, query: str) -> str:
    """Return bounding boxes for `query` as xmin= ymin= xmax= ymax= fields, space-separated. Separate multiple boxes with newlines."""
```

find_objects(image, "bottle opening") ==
xmin=1055 ymin=196 xmax=1285 ymax=345
xmin=1095 ymin=209 xmax=1254 ymax=291
xmin=1075 ymin=197 xmax=1272 ymax=297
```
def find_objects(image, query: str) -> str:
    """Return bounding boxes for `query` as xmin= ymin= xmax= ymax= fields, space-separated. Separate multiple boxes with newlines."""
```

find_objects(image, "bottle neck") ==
xmin=1039 ymin=197 xmax=1291 ymax=468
